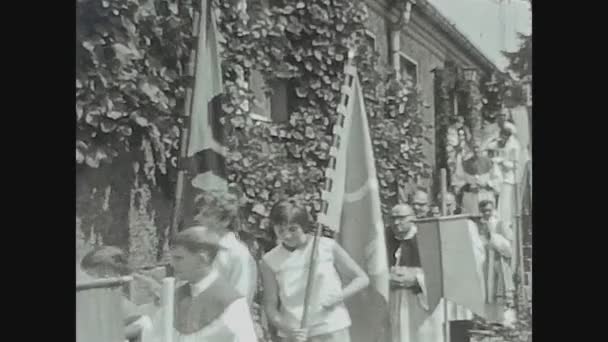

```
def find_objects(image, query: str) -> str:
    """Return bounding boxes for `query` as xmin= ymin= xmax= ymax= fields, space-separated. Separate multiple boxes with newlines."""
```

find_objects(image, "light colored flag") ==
xmin=415 ymin=215 xmax=495 ymax=320
xmin=318 ymin=60 xmax=391 ymax=342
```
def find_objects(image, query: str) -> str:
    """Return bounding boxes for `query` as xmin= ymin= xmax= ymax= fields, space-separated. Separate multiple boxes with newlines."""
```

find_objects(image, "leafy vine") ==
xmin=77 ymin=0 xmax=433 ymax=260
xmin=216 ymin=0 xmax=431 ymax=240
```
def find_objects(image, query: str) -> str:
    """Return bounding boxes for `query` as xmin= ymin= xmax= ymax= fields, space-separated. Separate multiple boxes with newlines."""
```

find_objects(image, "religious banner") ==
xmin=415 ymin=215 xmax=491 ymax=319
xmin=318 ymin=58 xmax=391 ymax=342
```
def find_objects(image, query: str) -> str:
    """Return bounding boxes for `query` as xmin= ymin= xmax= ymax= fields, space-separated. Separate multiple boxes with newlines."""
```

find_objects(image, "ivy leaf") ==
xmin=106 ymin=110 xmax=123 ymax=120
xmin=85 ymin=109 xmax=101 ymax=127
xmin=76 ymin=148 xmax=85 ymax=164
xmin=131 ymin=113 xmax=149 ymax=127
xmin=313 ymin=50 xmax=323 ymax=60
xmin=296 ymin=87 xmax=309 ymax=98
xmin=113 ymin=42 xmax=142 ymax=64
xmin=305 ymin=127 xmax=315 ymax=139
xmin=252 ymin=203 xmax=268 ymax=217
xmin=117 ymin=125 xmax=133 ymax=137
xmin=100 ymin=119 xmax=118 ymax=133
xmin=76 ymin=103 xmax=84 ymax=121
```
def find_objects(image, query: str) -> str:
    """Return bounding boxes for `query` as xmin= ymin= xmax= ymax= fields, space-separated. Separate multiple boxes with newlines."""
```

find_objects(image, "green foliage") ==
xmin=503 ymin=33 xmax=532 ymax=80
xmin=216 ymin=0 xmax=432 ymax=238
xmin=76 ymin=0 xmax=432 ymax=260
xmin=76 ymin=0 xmax=192 ymax=183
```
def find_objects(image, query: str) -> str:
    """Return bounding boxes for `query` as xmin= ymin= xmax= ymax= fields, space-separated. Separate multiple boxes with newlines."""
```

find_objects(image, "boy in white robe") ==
xmin=150 ymin=226 xmax=258 ymax=342
xmin=193 ymin=190 xmax=258 ymax=306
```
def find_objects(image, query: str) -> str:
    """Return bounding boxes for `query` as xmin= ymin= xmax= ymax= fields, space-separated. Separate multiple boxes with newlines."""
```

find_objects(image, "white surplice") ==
xmin=214 ymin=232 xmax=258 ymax=306
xmin=148 ymin=270 xmax=258 ymax=342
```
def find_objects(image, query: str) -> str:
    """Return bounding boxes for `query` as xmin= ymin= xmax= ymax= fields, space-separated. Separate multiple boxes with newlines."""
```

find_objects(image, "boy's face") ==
xmin=170 ymin=246 xmax=210 ymax=283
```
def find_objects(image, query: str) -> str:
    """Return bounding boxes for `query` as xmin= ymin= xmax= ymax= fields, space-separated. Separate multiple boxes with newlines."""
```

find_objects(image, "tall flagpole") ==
xmin=300 ymin=222 xmax=323 ymax=331
xmin=440 ymin=168 xmax=450 ymax=342
xmin=512 ymin=160 xmax=527 ymax=312
xmin=170 ymin=6 xmax=204 ymax=238
xmin=300 ymin=48 xmax=356 ymax=339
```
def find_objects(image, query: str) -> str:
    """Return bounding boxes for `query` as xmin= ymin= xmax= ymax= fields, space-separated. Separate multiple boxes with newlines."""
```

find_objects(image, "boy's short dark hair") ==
xmin=172 ymin=226 xmax=222 ymax=261
xmin=269 ymin=199 xmax=313 ymax=233
xmin=80 ymin=246 xmax=132 ymax=276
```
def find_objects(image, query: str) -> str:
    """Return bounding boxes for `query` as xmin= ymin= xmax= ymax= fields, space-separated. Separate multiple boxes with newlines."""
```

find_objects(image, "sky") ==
xmin=427 ymin=0 xmax=532 ymax=71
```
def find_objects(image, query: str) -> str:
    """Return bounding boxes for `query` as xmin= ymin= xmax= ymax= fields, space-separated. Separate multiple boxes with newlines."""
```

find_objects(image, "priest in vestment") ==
xmin=407 ymin=190 xmax=476 ymax=342
xmin=453 ymin=139 xmax=499 ymax=215
xmin=486 ymin=122 xmax=521 ymax=269
xmin=150 ymin=226 xmax=258 ymax=342
xmin=476 ymin=200 xmax=515 ymax=325
xmin=481 ymin=109 xmax=508 ymax=153
xmin=388 ymin=204 xmax=442 ymax=342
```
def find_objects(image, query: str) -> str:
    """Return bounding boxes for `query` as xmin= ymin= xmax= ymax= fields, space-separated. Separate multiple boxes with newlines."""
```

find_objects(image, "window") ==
xmin=248 ymin=69 xmax=293 ymax=123
xmin=398 ymin=52 xmax=418 ymax=87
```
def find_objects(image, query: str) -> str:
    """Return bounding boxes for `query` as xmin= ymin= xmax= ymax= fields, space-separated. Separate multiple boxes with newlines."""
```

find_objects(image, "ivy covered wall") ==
xmin=76 ymin=0 xmax=498 ymax=266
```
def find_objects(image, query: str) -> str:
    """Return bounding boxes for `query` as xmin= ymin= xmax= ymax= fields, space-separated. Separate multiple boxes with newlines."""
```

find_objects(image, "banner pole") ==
xmin=300 ymin=223 xmax=323 ymax=333
xmin=440 ymin=168 xmax=450 ymax=342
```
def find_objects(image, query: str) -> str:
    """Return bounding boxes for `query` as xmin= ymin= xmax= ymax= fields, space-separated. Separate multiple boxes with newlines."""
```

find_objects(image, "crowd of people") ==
xmin=78 ymin=110 xmax=527 ymax=342
xmin=78 ymin=183 xmax=518 ymax=342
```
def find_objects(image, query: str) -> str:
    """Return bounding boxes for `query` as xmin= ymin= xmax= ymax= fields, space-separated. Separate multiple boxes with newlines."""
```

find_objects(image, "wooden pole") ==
xmin=440 ymin=168 xmax=450 ymax=342
xmin=170 ymin=8 xmax=203 ymax=237
xmin=161 ymin=277 xmax=176 ymax=342
xmin=512 ymin=160 xmax=528 ymax=312
xmin=300 ymin=223 xmax=323 ymax=330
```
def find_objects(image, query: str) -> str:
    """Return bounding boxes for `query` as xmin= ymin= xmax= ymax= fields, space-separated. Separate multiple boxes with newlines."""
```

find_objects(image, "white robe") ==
xmin=492 ymin=136 xmax=520 ymax=269
xmin=147 ymin=271 xmax=258 ymax=342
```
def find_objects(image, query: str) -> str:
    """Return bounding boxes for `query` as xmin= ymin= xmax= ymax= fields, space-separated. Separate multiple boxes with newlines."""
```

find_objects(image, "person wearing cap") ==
xmin=389 ymin=202 xmax=482 ymax=342
xmin=388 ymin=204 xmax=443 ymax=342
xmin=150 ymin=226 xmax=258 ymax=342
xmin=193 ymin=190 xmax=258 ymax=307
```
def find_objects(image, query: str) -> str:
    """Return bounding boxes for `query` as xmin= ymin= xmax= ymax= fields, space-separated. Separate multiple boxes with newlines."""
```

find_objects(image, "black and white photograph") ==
xmin=76 ymin=1 xmax=532 ymax=342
